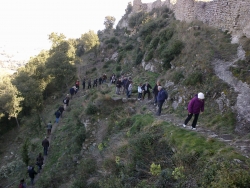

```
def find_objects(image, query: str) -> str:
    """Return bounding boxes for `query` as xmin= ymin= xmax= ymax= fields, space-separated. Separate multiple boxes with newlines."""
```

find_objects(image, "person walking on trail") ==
xmin=116 ymin=78 xmax=122 ymax=95
xmin=82 ymin=78 xmax=86 ymax=89
xmin=153 ymin=81 xmax=161 ymax=105
xmin=42 ymin=137 xmax=50 ymax=156
xmin=63 ymin=94 xmax=70 ymax=110
xmin=88 ymin=79 xmax=92 ymax=89
xmin=27 ymin=166 xmax=37 ymax=185
xmin=75 ymin=80 xmax=80 ymax=90
xmin=19 ymin=179 xmax=27 ymax=188
xmin=54 ymin=110 xmax=61 ymax=123
xmin=58 ymin=105 xmax=64 ymax=118
xmin=142 ymin=82 xmax=152 ymax=100
xmin=70 ymin=86 xmax=75 ymax=99
xmin=137 ymin=83 xmax=143 ymax=100
xmin=47 ymin=121 xmax=52 ymax=135
xmin=99 ymin=76 xmax=102 ymax=85
xmin=183 ymin=92 xmax=205 ymax=130
xmin=156 ymin=86 xmax=168 ymax=116
xmin=36 ymin=153 xmax=44 ymax=173
xmin=127 ymin=81 xmax=133 ymax=98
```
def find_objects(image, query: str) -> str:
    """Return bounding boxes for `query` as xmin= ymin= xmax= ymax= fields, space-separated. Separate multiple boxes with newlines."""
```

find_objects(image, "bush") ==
xmin=21 ymin=140 xmax=30 ymax=166
xmin=184 ymin=72 xmax=203 ymax=86
xmin=124 ymin=44 xmax=134 ymax=51
xmin=85 ymin=104 xmax=98 ymax=115
xmin=128 ymin=12 xmax=147 ymax=28
xmin=149 ymin=37 xmax=160 ymax=50
xmin=139 ymin=21 xmax=157 ymax=39
xmin=144 ymin=35 xmax=152 ymax=45
xmin=172 ymin=71 xmax=184 ymax=83
xmin=135 ymin=52 xmax=144 ymax=65
xmin=144 ymin=49 xmax=154 ymax=62
xmin=116 ymin=65 xmax=121 ymax=71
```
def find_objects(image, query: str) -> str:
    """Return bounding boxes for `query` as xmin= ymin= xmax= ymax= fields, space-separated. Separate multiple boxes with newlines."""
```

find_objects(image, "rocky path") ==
xmin=212 ymin=46 xmax=250 ymax=133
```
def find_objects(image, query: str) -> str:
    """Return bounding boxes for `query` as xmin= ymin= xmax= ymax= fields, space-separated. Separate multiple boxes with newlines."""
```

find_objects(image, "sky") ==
xmin=0 ymin=0 xmax=154 ymax=61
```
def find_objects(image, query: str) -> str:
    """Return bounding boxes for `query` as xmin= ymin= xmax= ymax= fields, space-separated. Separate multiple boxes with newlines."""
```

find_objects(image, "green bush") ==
xmin=139 ymin=21 xmax=157 ymax=39
xmin=149 ymin=37 xmax=160 ymax=50
xmin=172 ymin=71 xmax=184 ymax=83
xmin=128 ymin=12 xmax=147 ymax=28
xmin=144 ymin=35 xmax=152 ymax=45
xmin=135 ymin=52 xmax=144 ymax=65
xmin=21 ymin=140 xmax=30 ymax=166
xmin=116 ymin=65 xmax=121 ymax=71
xmin=145 ymin=49 xmax=154 ymax=62
xmin=85 ymin=104 xmax=98 ymax=115
xmin=124 ymin=44 xmax=134 ymax=51
xmin=184 ymin=72 xmax=203 ymax=86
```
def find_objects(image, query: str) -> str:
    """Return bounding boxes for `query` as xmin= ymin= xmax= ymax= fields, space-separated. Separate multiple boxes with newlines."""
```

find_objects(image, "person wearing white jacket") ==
xmin=137 ymin=83 xmax=142 ymax=100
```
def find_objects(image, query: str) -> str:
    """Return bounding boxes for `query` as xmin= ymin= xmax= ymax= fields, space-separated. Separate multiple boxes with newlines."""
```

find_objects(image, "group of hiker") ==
xmin=18 ymin=73 xmax=205 ymax=187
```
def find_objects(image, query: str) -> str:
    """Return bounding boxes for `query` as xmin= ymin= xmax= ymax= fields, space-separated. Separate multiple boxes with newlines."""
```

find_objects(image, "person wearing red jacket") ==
xmin=183 ymin=92 xmax=205 ymax=130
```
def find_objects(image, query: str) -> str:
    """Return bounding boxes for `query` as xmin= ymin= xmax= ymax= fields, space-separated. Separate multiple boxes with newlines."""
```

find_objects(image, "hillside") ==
xmin=1 ymin=2 xmax=250 ymax=188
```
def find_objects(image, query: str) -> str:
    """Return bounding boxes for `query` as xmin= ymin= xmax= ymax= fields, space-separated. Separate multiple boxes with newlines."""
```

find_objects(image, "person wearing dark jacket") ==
xmin=156 ymin=86 xmax=168 ymax=116
xmin=58 ymin=105 xmax=64 ymax=118
xmin=141 ymin=82 xmax=152 ymax=100
xmin=42 ymin=137 xmax=50 ymax=156
xmin=54 ymin=110 xmax=61 ymax=123
xmin=116 ymin=78 xmax=122 ymax=95
xmin=82 ymin=78 xmax=86 ymax=89
xmin=153 ymin=81 xmax=161 ymax=105
xmin=183 ymin=92 xmax=205 ymax=130
xmin=36 ymin=153 xmax=44 ymax=173
xmin=27 ymin=166 xmax=37 ymax=185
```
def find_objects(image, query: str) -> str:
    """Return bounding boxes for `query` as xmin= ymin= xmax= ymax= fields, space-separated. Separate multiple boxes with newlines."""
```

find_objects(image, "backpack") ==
xmin=63 ymin=99 xmax=67 ymax=104
xmin=19 ymin=183 xmax=23 ymax=188
xmin=161 ymin=88 xmax=168 ymax=100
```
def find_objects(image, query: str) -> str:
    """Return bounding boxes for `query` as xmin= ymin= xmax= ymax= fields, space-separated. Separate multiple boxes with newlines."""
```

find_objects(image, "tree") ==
xmin=0 ymin=76 xmax=23 ymax=127
xmin=104 ymin=16 xmax=116 ymax=30
xmin=80 ymin=30 xmax=100 ymax=52
xmin=48 ymin=32 xmax=66 ymax=48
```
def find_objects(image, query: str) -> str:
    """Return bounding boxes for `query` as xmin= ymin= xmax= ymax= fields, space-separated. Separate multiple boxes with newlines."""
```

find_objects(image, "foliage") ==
xmin=184 ymin=72 xmax=203 ymax=86
xmin=80 ymin=30 xmax=100 ymax=52
xmin=145 ymin=49 xmax=154 ymax=62
xmin=128 ymin=12 xmax=148 ymax=28
xmin=150 ymin=163 xmax=161 ymax=176
xmin=104 ymin=16 xmax=116 ymax=30
xmin=21 ymin=140 xmax=30 ymax=166
xmin=172 ymin=71 xmax=184 ymax=83
xmin=85 ymin=104 xmax=98 ymax=115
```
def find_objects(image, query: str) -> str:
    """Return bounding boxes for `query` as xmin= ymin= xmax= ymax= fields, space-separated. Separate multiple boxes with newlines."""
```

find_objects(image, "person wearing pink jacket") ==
xmin=183 ymin=92 xmax=205 ymax=130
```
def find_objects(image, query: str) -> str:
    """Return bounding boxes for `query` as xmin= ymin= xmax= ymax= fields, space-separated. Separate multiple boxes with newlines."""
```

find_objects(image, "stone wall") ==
xmin=132 ymin=0 xmax=250 ymax=39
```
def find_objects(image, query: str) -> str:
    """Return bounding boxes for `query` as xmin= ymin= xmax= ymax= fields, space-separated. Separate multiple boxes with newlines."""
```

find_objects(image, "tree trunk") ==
xmin=15 ymin=116 xmax=20 ymax=128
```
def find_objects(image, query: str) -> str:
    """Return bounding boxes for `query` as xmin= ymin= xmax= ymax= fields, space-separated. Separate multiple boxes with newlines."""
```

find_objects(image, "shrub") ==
xmin=85 ymin=104 xmax=98 ymax=115
xmin=145 ymin=49 xmax=154 ymax=62
xmin=128 ymin=12 xmax=147 ymax=28
xmin=184 ymin=72 xmax=203 ymax=86
xmin=149 ymin=37 xmax=160 ymax=50
xmin=124 ymin=44 xmax=134 ymax=51
xmin=116 ymin=65 xmax=121 ymax=71
xmin=144 ymin=35 xmax=152 ymax=45
xmin=135 ymin=52 xmax=144 ymax=65
xmin=150 ymin=163 xmax=161 ymax=176
xmin=21 ymin=140 xmax=30 ymax=166
xmin=139 ymin=21 xmax=157 ymax=39
xmin=172 ymin=71 xmax=184 ymax=83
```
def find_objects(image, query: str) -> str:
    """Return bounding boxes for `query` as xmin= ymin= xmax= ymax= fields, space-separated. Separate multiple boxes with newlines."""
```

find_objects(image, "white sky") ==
xmin=0 ymin=0 xmax=154 ymax=61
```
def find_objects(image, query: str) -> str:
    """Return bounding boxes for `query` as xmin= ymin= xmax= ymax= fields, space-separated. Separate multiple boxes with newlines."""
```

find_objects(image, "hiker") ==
xmin=99 ymin=76 xmax=102 ymax=85
xmin=93 ymin=78 xmax=98 ymax=87
xmin=73 ymin=85 xmax=78 ymax=94
xmin=82 ymin=78 xmax=86 ymax=89
xmin=116 ymin=78 xmax=122 ymax=95
xmin=137 ymin=83 xmax=143 ymax=100
xmin=125 ymin=77 xmax=132 ymax=95
xmin=54 ymin=110 xmax=61 ymax=123
xmin=153 ymin=80 xmax=161 ymax=105
xmin=183 ymin=92 xmax=205 ymax=130
xmin=142 ymin=82 xmax=152 ymax=100
xmin=75 ymin=80 xmax=80 ymax=90
xmin=36 ymin=153 xmax=44 ymax=173
xmin=122 ymin=77 xmax=127 ymax=94
xmin=42 ymin=137 xmax=50 ymax=156
xmin=63 ymin=94 xmax=70 ymax=110
xmin=27 ymin=166 xmax=37 ymax=185
xmin=19 ymin=179 xmax=27 ymax=188
xmin=102 ymin=74 xmax=107 ymax=83
xmin=88 ymin=79 xmax=92 ymax=89
xmin=156 ymin=86 xmax=168 ymax=116
xmin=70 ymin=86 xmax=75 ymax=99
xmin=47 ymin=121 xmax=52 ymax=135
xmin=127 ymin=81 xmax=133 ymax=98
xmin=59 ymin=105 xmax=64 ymax=118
